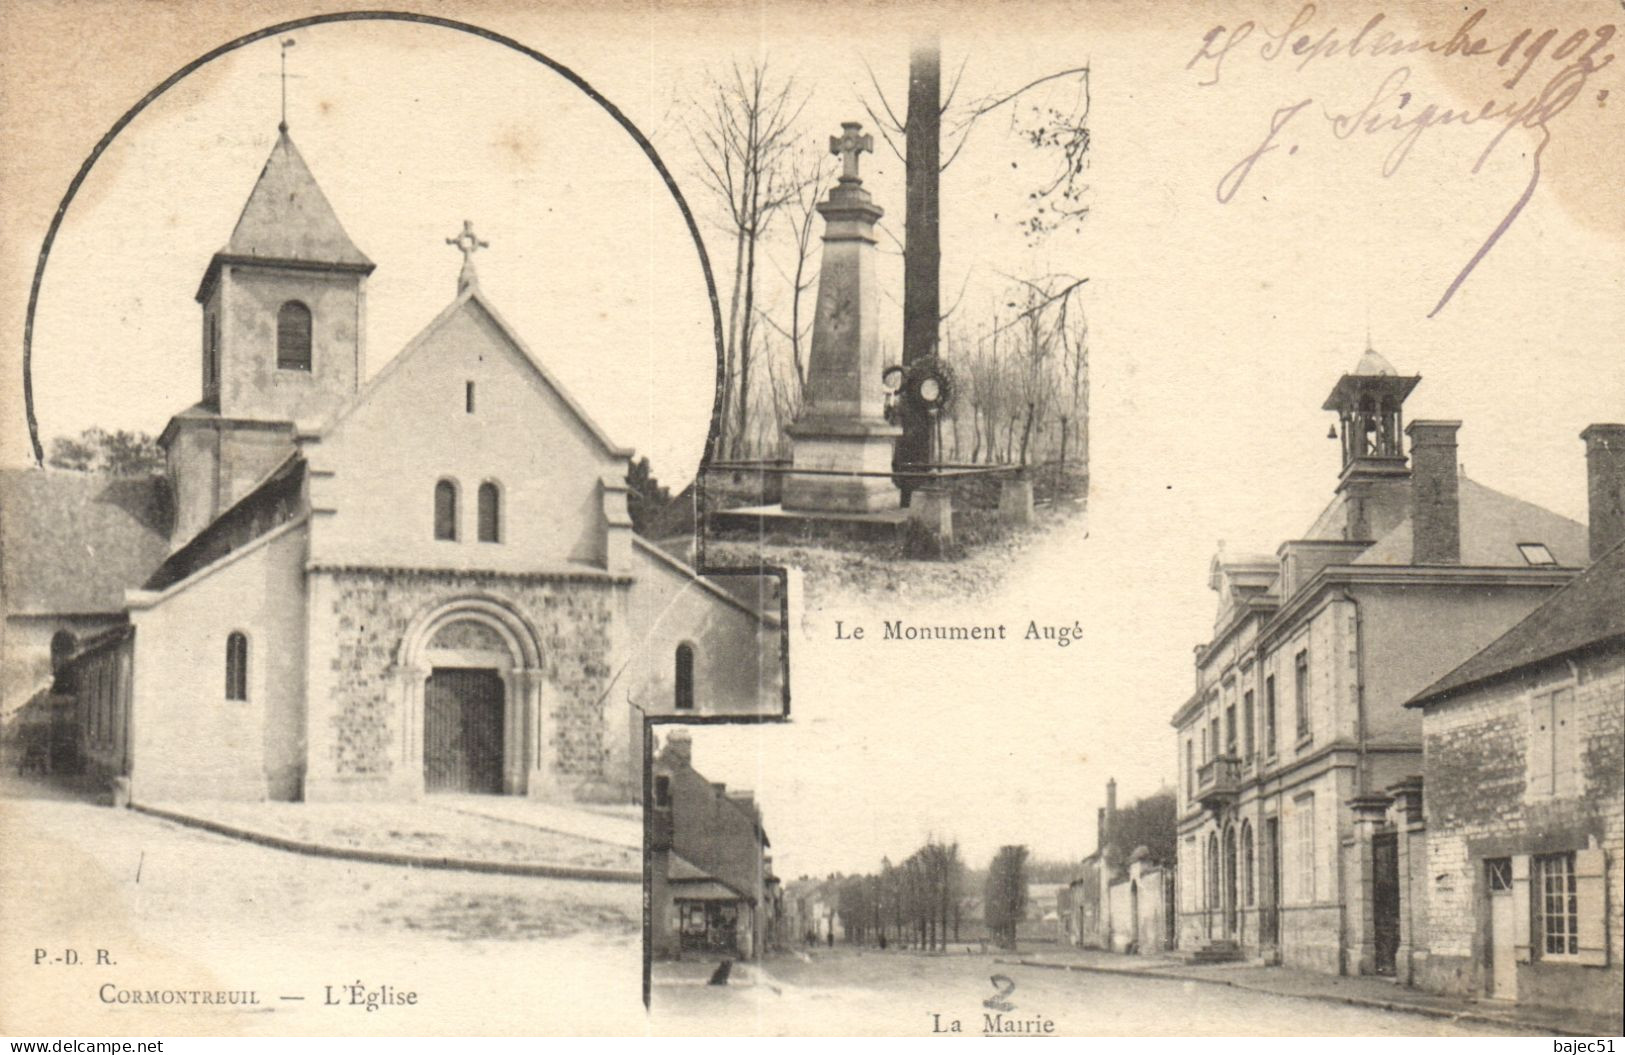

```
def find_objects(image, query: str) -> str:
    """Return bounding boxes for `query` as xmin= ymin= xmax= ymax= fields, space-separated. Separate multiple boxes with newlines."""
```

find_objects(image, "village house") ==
xmin=1399 ymin=435 xmax=1623 ymax=1021
xmin=1062 ymin=778 xmax=1176 ymax=956
xmin=1172 ymin=348 xmax=1605 ymax=977
xmin=648 ymin=729 xmax=777 ymax=960
xmin=2 ymin=122 xmax=782 ymax=805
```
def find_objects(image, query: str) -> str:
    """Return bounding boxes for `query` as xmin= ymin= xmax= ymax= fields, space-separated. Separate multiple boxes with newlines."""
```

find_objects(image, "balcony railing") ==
xmin=1196 ymin=755 xmax=1242 ymax=812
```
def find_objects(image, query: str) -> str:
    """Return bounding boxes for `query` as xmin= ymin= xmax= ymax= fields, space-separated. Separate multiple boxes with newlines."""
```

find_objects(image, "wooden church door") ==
xmin=424 ymin=668 xmax=505 ymax=793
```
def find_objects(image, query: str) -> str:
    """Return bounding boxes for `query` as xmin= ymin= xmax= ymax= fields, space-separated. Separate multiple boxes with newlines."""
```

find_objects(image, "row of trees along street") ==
xmin=680 ymin=39 xmax=1092 ymax=479
xmin=830 ymin=840 xmax=1037 ymax=952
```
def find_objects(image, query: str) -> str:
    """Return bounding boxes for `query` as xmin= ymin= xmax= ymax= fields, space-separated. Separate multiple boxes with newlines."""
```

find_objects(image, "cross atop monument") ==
xmin=830 ymin=122 xmax=874 ymax=182
xmin=446 ymin=220 xmax=489 ymax=293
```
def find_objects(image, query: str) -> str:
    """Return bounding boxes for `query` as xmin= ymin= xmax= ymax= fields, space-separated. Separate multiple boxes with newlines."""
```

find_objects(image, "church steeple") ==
xmin=165 ymin=127 xmax=375 ymax=547
xmin=193 ymin=129 xmax=375 ymax=421
xmin=197 ymin=129 xmax=373 ymax=305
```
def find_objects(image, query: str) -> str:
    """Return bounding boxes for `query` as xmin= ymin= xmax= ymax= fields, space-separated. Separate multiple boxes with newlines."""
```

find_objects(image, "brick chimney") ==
xmin=1406 ymin=421 xmax=1461 ymax=564
xmin=662 ymin=728 xmax=693 ymax=768
xmin=1582 ymin=424 xmax=1625 ymax=562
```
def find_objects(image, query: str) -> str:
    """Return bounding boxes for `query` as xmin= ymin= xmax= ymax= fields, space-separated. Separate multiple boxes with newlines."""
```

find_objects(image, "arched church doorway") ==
xmin=398 ymin=596 xmax=545 ymax=797
xmin=424 ymin=668 xmax=504 ymax=793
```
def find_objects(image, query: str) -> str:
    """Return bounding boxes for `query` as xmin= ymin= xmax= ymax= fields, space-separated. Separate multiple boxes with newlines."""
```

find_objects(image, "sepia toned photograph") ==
xmin=3 ymin=0 xmax=1624 ymax=1044
xmin=2 ymin=11 xmax=785 ymax=1036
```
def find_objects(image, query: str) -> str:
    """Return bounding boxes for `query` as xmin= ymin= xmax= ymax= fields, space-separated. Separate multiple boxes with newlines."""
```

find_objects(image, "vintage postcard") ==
xmin=2 ymin=0 xmax=1621 ymax=1041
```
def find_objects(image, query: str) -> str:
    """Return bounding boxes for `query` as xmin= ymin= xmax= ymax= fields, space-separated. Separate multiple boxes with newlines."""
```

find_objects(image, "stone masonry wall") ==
xmin=1420 ymin=647 xmax=1623 ymax=1009
xmin=317 ymin=569 xmax=617 ymax=783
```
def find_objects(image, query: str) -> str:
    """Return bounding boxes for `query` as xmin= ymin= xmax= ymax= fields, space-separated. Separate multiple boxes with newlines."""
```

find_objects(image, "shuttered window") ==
xmin=1293 ymin=650 xmax=1311 ymax=740
xmin=276 ymin=301 xmax=312 ymax=371
xmin=1293 ymin=794 xmax=1315 ymax=904
xmin=1265 ymin=675 xmax=1277 ymax=755
xmin=1538 ymin=852 xmax=1579 ymax=958
xmin=1528 ymin=686 xmax=1578 ymax=798
xmin=1513 ymin=849 xmax=1609 ymax=966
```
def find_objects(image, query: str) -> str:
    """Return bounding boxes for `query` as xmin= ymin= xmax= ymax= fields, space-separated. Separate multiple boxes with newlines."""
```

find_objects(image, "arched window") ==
xmin=434 ymin=479 xmax=458 ymax=540
xmin=276 ymin=301 xmax=312 ymax=371
xmin=477 ymin=482 xmax=501 ymax=543
xmin=225 ymin=631 xmax=249 ymax=701
xmin=675 ymin=643 xmax=695 ymax=710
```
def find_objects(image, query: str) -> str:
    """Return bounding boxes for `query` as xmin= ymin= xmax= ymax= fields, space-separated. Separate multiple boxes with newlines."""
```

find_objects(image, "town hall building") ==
xmin=1171 ymin=347 xmax=1617 ymax=979
xmin=3 ymin=124 xmax=784 ymax=804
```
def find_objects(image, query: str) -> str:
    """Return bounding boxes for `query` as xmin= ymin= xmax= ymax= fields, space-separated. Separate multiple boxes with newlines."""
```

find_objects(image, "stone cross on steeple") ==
xmin=830 ymin=122 xmax=874 ymax=182
xmin=446 ymin=220 xmax=489 ymax=294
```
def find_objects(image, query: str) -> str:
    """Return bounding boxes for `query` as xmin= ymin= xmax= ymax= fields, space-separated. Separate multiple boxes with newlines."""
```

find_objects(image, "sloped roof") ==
xmin=0 ymin=469 xmax=171 ymax=614
xmin=1410 ymin=541 xmax=1625 ymax=706
xmin=668 ymin=854 xmax=749 ymax=899
xmin=220 ymin=131 xmax=372 ymax=268
xmin=1353 ymin=476 xmax=1588 ymax=567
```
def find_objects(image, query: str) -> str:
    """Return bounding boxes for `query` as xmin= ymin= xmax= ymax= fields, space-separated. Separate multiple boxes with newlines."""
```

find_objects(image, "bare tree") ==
xmin=1057 ymin=304 xmax=1088 ymax=468
xmin=756 ymin=146 xmax=831 ymax=398
xmin=690 ymin=62 xmax=810 ymax=458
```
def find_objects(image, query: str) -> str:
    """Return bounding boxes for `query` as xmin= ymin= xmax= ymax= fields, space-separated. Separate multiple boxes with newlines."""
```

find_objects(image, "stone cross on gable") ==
xmin=446 ymin=220 xmax=489 ymax=293
xmin=830 ymin=122 xmax=874 ymax=182
xmin=447 ymin=220 xmax=489 ymax=264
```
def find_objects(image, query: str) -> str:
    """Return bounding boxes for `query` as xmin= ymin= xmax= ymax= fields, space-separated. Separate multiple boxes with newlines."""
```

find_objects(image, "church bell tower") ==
xmin=162 ymin=127 xmax=375 ymax=547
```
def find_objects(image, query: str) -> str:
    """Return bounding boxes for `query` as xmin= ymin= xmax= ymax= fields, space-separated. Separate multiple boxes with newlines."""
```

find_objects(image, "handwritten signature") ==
xmin=1188 ymin=4 xmax=1617 ymax=317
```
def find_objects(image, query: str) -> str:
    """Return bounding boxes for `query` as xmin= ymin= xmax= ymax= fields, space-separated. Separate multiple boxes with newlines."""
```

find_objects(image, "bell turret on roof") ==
xmin=196 ymin=129 xmax=374 ymax=302
xmin=1351 ymin=346 xmax=1398 ymax=376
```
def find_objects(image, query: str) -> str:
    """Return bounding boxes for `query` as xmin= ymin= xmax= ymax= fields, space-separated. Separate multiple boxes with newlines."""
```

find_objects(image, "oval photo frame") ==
xmin=18 ymin=10 xmax=727 ymax=473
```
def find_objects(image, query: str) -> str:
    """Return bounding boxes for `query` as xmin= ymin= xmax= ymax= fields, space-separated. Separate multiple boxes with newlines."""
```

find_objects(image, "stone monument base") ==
xmin=781 ymin=420 xmax=902 ymax=513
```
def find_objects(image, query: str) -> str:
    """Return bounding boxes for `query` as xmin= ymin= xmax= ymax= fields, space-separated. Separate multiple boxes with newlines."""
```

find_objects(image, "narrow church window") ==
xmin=204 ymin=315 xmax=220 ymax=389
xmin=434 ymin=480 xmax=458 ymax=540
xmin=477 ymin=482 xmax=501 ymax=543
xmin=225 ymin=631 xmax=248 ymax=701
xmin=276 ymin=301 xmax=313 ymax=371
xmin=675 ymin=644 xmax=695 ymax=710
xmin=466 ymin=381 xmax=476 ymax=413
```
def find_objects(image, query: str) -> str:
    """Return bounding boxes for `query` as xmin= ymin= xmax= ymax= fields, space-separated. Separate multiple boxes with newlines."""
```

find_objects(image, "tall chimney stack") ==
xmin=1582 ymin=424 xmax=1625 ymax=562
xmin=1406 ymin=421 xmax=1461 ymax=564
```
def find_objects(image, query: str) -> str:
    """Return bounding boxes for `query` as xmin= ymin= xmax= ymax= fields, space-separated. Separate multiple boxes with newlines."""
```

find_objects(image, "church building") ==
xmin=6 ymin=124 xmax=783 ymax=804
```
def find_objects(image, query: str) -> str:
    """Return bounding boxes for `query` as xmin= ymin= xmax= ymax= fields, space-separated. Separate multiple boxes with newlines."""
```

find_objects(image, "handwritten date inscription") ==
xmin=1188 ymin=4 xmax=1616 ymax=317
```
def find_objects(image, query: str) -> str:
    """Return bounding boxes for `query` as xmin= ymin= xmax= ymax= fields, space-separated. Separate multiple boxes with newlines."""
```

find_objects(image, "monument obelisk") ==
xmin=782 ymin=122 xmax=902 ymax=513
